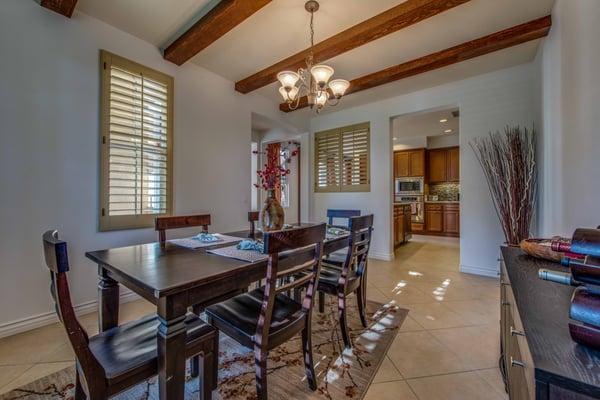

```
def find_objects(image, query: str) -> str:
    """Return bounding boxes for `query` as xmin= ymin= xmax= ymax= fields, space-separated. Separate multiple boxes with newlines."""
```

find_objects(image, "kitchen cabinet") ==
xmin=394 ymin=149 xmax=425 ymax=178
xmin=424 ymin=203 xmax=459 ymax=236
xmin=443 ymin=204 xmax=460 ymax=234
xmin=427 ymin=146 xmax=459 ymax=183
xmin=448 ymin=147 xmax=460 ymax=182
xmin=425 ymin=204 xmax=443 ymax=232
xmin=394 ymin=204 xmax=412 ymax=247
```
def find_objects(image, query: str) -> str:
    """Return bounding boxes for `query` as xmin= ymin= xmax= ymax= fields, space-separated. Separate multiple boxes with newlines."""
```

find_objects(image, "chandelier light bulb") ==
xmin=315 ymin=91 xmax=328 ymax=107
xmin=310 ymin=65 xmax=334 ymax=87
xmin=279 ymin=86 xmax=299 ymax=102
xmin=329 ymin=79 xmax=350 ymax=98
xmin=276 ymin=71 xmax=300 ymax=89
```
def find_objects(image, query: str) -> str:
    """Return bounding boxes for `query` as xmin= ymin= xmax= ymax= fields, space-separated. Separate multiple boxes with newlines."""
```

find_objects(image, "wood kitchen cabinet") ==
xmin=424 ymin=203 xmax=459 ymax=236
xmin=426 ymin=146 xmax=459 ymax=183
xmin=394 ymin=149 xmax=425 ymax=178
xmin=425 ymin=204 xmax=443 ymax=232
xmin=443 ymin=204 xmax=460 ymax=234
xmin=394 ymin=204 xmax=412 ymax=247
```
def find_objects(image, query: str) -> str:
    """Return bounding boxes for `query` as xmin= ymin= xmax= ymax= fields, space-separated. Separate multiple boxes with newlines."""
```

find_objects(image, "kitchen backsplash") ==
xmin=429 ymin=183 xmax=460 ymax=201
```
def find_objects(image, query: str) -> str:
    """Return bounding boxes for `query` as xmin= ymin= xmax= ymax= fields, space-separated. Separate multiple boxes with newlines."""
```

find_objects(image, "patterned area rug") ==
xmin=0 ymin=299 xmax=406 ymax=400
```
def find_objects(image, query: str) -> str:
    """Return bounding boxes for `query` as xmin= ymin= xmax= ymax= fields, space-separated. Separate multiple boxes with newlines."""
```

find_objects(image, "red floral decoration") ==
xmin=254 ymin=142 xmax=300 ymax=190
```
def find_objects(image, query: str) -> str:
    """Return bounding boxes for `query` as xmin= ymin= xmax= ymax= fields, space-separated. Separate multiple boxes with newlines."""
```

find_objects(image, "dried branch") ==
xmin=470 ymin=125 xmax=537 ymax=245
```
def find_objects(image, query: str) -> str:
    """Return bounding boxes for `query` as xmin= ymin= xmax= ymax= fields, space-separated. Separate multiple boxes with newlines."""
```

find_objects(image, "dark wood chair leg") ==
xmin=356 ymin=287 xmax=368 ymax=328
xmin=318 ymin=291 xmax=325 ymax=313
xmin=190 ymin=304 xmax=203 ymax=378
xmin=338 ymin=294 xmax=352 ymax=349
xmin=302 ymin=324 xmax=317 ymax=391
xmin=201 ymin=353 xmax=212 ymax=400
xmin=254 ymin=346 xmax=269 ymax=400
xmin=208 ymin=317 xmax=219 ymax=391
xmin=75 ymin=370 xmax=86 ymax=400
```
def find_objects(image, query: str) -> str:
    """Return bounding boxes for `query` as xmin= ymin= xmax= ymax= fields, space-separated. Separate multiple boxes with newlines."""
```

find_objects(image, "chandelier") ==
xmin=277 ymin=0 xmax=349 ymax=113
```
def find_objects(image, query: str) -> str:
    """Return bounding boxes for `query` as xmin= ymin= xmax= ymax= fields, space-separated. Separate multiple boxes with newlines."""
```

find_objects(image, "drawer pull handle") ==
xmin=502 ymin=301 xmax=510 ymax=306
xmin=510 ymin=326 xmax=525 ymax=337
xmin=510 ymin=357 xmax=525 ymax=368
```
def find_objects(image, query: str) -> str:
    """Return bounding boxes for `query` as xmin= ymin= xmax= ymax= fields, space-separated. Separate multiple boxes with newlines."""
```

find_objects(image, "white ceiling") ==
xmin=393 ymin=107 xmax=459 ymax=141
xmin=76 ymin=0 xmax=555 ymax=111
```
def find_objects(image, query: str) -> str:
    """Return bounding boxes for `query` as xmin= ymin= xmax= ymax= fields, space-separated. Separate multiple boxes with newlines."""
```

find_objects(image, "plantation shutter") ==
xmin=100 ymin=51 xmax=173 ymax=231
xmin=314 ymin=129 xmax=341 ymax=192
xmin=314 ymin=122 xmax=370 ymax=193
xmin=341 ymin=123 xmax=370 ymax=191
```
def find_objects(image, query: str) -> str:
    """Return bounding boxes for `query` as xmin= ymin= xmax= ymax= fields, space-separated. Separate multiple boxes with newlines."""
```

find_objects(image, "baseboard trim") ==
xmin=460 ymin=263 xmax=500 ymax=278
xmin=0 ymin=291 xmax=140 ymax=339
xmin=369 ymin=251 xmax=394 ymax=262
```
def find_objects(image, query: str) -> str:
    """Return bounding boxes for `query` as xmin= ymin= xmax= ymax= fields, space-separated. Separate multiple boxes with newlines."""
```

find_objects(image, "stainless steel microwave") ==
xmin=395 ymin=177 xmax=424 ymax=195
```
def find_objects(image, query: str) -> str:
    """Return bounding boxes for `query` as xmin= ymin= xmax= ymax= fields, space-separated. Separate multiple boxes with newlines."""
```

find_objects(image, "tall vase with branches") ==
xmin=470 ymin=125 xmax=537 ymax=246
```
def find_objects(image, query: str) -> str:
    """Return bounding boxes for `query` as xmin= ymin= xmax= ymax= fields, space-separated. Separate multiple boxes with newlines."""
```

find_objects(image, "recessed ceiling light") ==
xmin=444 ymin=129 xmax=452 ymax=133
xmin=439 ymin=118 xmax=448 ymax=123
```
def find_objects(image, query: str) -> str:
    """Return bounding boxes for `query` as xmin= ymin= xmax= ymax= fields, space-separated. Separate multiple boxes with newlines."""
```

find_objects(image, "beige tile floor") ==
xmin=0 ymin=235 xmax=507 ymax=399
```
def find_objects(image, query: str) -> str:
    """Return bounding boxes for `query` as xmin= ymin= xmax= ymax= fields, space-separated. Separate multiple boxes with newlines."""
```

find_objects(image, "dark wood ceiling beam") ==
xmin=235 ymin=0 xmax=471 ymax=94
xmin=40 ymin=0 xmax=78 ymax=18
xmin=280 ymin=15 xmax=552 ymax=112
xmin=164 ymin=0 xmax=272 ymax=66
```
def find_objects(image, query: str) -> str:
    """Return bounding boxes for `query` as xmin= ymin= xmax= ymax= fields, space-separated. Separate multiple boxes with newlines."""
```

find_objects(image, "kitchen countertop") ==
xmin=394 ymin=202 xmax=413 ymax=206
xmin=424 ymin=200 xmax=459 ymax=204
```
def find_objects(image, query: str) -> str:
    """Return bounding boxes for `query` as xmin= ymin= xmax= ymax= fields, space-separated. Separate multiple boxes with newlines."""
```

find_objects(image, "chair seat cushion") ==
xmin=89 ymin=313 xmax=213 ymax=381
xmin=318 ymin=265 xmax=360 ymax=289
xmin=323 ymin=251 xmax=347 ymax=267
xmin=205 ymin=288 xmax=303 ymax=347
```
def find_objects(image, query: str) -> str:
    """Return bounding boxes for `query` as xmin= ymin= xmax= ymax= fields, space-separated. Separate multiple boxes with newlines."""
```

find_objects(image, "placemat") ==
xmin=207 ymin=244 xmax=268 ymax=262
xmin=169 ymin=234 xmax=242 ymax=249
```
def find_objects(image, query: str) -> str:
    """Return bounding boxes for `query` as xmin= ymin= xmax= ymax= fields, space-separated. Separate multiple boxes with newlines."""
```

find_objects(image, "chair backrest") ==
xmin=42 ymin=231 xmax=104 ymax=389
xmin=256 ymin=224 xmax=326 ymax=341
xmin=155 ymin=214 xmax=211 ymax=246
xmin=248 ymin=211 xmax=260 ymax=236
xmin=340 ymin=215 xmax=374 ymax=287
xmin=327 ymin=209 xmax=361 ymax=227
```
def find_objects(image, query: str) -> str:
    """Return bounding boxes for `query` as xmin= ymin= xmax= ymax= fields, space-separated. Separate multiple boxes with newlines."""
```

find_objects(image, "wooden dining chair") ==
xmin=205 ymin=223 xmax=326 ymax=400
xmin=248 ymin=211 xmax=260 ymax=237
xmin=317 ymin=214 xmax=374 ymax=349
xmin=42 ymin=230 xmax=218 ymax=400
xmin=155 ymin=214 xmax=211 ymax=246
xmin=327 ymin=209 xmax=361 ymax=228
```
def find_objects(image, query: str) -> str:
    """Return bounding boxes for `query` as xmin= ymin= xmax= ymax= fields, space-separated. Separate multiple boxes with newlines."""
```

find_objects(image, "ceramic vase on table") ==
xmin=261 ymin=189 xmax=284 ymax=231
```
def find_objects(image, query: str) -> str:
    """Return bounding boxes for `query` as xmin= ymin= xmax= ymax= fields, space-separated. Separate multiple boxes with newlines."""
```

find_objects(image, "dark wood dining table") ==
xmin=85 ymin=225 xmax=349 ymax=400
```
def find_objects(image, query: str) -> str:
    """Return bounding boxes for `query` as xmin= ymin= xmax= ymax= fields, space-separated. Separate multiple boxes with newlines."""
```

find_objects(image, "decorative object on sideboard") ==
xmin=520 ymin=237 xmax=565 ymax=262
xmin=538 ymin=226 xmax=600 ymax=350
xmin=254 ymin=142 xmax=299 ymax=231
xmin=470 ymin=125 xmax=536 ymax=245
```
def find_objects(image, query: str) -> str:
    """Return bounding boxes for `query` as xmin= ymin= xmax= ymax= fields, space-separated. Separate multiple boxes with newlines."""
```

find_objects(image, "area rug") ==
xmin=0 ymin=299 xmax=406 ymax=400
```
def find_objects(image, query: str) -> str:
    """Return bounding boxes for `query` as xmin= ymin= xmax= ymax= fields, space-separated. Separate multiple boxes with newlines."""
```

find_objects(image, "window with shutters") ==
xmin=314 ymin=122 xmax=370 ymax=192
xmin=99 ymin=50 xmax=173 ymax=231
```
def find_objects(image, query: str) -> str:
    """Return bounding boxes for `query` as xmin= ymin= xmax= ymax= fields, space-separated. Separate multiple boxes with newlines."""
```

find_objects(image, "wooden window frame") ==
xmin=314 ymin=122 xmax=370 ymax=193
xmin=99 ymin=50 xmax=174 ymax=231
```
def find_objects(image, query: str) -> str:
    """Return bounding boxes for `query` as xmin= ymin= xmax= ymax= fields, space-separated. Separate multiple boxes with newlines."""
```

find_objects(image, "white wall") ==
xmin=0 ymin=0 xmax=300 ymax=332
xmin=537 ymin=0 xmax=600 ymax=236
xmin=310 ymin=63 xmax=538 ymax=274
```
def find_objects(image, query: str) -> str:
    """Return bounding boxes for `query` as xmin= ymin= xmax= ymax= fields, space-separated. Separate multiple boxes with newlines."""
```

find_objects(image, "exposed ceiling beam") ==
xmin=280 ymin=15 xmax=551 ymax=112
xmin=164 ymin=0 xmax=272 ymax=66
xmin=235 ymin=0 xmax=471 ymax=94
xmin=40 ymin=0 xmax=78 ymax=18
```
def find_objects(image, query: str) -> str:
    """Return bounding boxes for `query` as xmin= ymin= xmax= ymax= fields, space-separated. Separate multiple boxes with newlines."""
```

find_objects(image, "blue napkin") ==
xmin=237 ymin=239 xmax=264 ymax=253
xmin=194 ymin=232 xmax=221 ymax=242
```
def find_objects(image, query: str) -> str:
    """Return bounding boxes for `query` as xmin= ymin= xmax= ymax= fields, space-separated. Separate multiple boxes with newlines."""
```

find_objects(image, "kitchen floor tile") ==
xmin=407 ymin=370 xmax=506 ymax=400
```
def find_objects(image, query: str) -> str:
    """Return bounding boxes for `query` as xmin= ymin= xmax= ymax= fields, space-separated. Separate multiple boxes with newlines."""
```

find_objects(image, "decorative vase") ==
xmin=260 ymin=189 xmax=284 ymax=232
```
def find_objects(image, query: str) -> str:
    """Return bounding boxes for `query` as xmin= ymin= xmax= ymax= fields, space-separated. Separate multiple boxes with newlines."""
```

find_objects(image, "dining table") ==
xmin=84 ymin=224 xmax=350 ymax=400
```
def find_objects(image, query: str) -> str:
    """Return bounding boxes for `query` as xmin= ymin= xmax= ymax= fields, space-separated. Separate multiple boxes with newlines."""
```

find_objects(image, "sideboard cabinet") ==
xmin=500 ymin=247 xmax=600 ymax=399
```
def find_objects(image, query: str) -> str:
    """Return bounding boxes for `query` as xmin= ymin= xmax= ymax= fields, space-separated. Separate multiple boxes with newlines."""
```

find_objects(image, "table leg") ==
xmin=98 ymin=266 xmax=119 ymax=332
xmin=158 ymin=294 xmax=187 ymax=400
